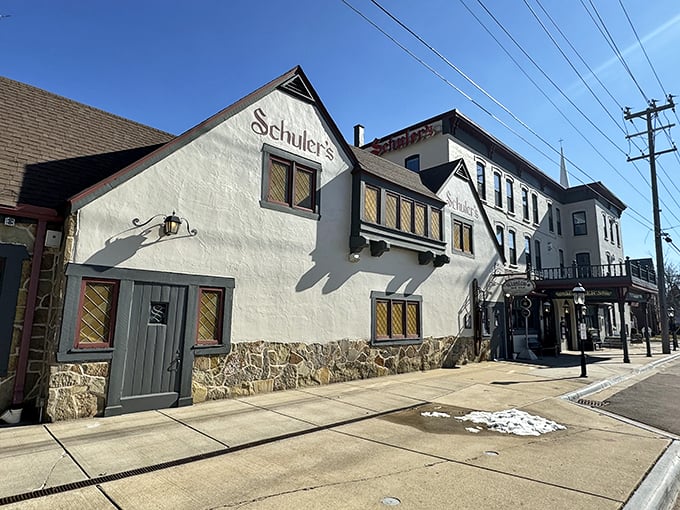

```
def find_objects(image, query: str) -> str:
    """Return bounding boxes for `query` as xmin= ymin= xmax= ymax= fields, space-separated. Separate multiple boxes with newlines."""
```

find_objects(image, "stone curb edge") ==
xmin=559 ymin=352 xmax=680 ymax=402
xmin=622 ymin=441 xmax=680 ymax=510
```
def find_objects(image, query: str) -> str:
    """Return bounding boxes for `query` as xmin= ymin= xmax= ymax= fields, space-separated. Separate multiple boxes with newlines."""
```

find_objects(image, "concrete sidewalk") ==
xmin=1 ymin=343 xmax=679 ymax=509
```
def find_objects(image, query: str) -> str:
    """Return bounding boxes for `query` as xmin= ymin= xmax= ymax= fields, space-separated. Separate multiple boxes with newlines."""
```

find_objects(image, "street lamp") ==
xmin=573 ymin=283 xmax=587 ymax=377
xmin=669 ymin=307 xmax=678 ymax=351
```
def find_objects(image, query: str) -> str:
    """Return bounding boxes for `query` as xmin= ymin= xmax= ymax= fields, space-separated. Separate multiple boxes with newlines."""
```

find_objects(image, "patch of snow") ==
xmin=465 ymin=427 xmax=480 ymax=433
xmin=421 ymin=411 xmax=451 ymax=418
xmin=454 ymin=409 xmax=566 ymax=436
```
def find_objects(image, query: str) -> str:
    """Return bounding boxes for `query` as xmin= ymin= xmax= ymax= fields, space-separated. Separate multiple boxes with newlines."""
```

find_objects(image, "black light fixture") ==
xmin=133 ymin=211 xmax=198 ymax=237
xmin=543 ymin=301 xmax=552 ymax=314
xmin=572 ymin=283 xmax=587 ymax=377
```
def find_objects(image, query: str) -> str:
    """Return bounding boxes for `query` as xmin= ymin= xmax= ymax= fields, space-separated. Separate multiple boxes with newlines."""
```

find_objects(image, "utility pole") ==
xmin=624 ymin=96 xmax=677 ymax=354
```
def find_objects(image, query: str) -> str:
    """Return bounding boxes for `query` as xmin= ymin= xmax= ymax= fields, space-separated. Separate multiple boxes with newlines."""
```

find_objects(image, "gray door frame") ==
xmin=58 ymin=264 xmax=234 ymax=417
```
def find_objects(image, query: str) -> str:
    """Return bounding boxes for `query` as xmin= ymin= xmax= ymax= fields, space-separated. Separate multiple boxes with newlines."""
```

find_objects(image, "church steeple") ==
xmin=559 ymin=142 xmax=570 ymax=188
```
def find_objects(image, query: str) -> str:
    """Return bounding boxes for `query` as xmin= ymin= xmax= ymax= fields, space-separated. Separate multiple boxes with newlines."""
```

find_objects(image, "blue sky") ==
xmin=2 ymin=1 xmax=679 ymax=267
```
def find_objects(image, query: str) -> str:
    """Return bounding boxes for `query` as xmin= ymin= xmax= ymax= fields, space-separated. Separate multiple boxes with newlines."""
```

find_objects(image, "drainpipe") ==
xmin=11 ymin=219 xmax=48 ymax=408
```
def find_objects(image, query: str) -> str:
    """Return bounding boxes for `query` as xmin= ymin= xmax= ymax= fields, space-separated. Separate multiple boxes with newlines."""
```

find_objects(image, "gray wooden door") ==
xmin=120 ymin=283 xmax=187 ymax=414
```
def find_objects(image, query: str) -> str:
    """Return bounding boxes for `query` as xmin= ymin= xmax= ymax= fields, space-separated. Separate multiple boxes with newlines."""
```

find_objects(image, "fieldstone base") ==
xmin=192 ymin=335 xmax=484 ymax=403
xmin=46 ymin=362 xmax=109 ymax=421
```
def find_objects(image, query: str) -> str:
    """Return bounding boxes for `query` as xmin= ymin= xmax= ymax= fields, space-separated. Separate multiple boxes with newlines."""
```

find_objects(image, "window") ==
xmin=506 ymin=179 xmax=514 ymax=213
xmin=431 ymin=209 xmax=442 ymax=241
xmin=508 ymin=230 xmax=517 ymax=265
xmin=603 ymin=213 xmax=608 ymax=240
xmin=75 ymin=279 xmax=119 ymax=349
xmin=524 ymin=236 xmax=531 ymax=267
xmin=615 ymin=223 xmax=620 ymax=246
xmin=494 ymin=172 xmax=502 ymax=207
xmin=556 ymin=207 xmax=562 ymax=235
xmin=531 ymin=193 xmax=539 ymax=224
xmin=400 ymin=198 xmax=413 ymax=233
xmin=609 ymin=219 xmax=614 ymax=243
xmin=386 ymin=193 xmax=398 ymax=229
xmin=364 ymin=185 xmax=380 ymax=224
xmin=196 ymin=288 xmax=224 ymax=345
xmin=496 ymin=225 xmax=504 ymax=255
xmin=573 ymin=211 xmax=587 ymax=235
xmin=453 ymin=218 xmax=473 ymax=254
xmin=405 ymin=154 xmax=420 ymax=172
xmin=267 ymin=155 xmax=316 ymax=211
xmin=559 ymin=249 xmax=565 ymax=268
xmin=521 ymin=188 xmax=529 ymax=220
xmin=548 ymin=203 xmax=554 ymax=232
xmin=414 ymin=203 xmax=426 ymax=236
xmin=372 ymin=292 xmax=422 ymax=344
xmin=477 ymin=162 xmax=486 ymax=200
xmin=534 ymin=239 xmax=542 ymax=270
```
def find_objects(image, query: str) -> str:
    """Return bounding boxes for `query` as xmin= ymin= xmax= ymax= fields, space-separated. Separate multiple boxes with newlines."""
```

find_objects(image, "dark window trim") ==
xmin=195 ymin=287 xmax=225 ymax=346
xmin=476 ymin=161 xmax=486 ymax=201
xmin=74 ymin=278 xmax=120 ymax=349
xmin=493 ymin=171 xmax=502 ymax=208
xmin=505 ymin=178 xmax=514 ymax=214
xmin=452 ymin=214 xmax=474 ymax=256
xmin=521 ymin=188 xmax=529 ymax=221
xmin=508 ymin=229 xmax=517 ymax=266
xmin=547 ymin=203 xmax=554 ymax=232
xmin=556 ymin=207 xmax=562 ymax=235
xmin=572 ymin=210 xmax=587 ymax=236
xmin=531 ymin=193 xmax=539 ymax=224
xmin=370 ymin=291 xmax=422 ymax=345
xmin=404 ymin=154 xmax=420 ymax=172
xmin=260 ymin=143 xmax=321 ymax=220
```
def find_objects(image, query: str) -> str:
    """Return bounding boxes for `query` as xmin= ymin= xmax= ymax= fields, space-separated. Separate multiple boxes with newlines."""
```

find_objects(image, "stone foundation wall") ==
xmin=192 ymin=335 xmax=486 ymax=402
xmin=46 ymin=362 xmax=109 ymax=421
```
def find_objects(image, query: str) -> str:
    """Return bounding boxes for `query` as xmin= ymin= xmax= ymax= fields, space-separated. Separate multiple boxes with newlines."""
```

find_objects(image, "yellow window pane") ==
xmin=269 ymin=159 xmax=289 ymax=204
xmin=400 ymin=199 xmax=413 ymax=232
xmin=79 ymin=281 xmax=114 ymax=345
xmin=391 ymin=301 xmax=404 ymax=336
xmin=414 ymin=204 xmax=425 ymax=236
xmin=406 ymin=302 xmax=419 ymax=337
xmin=453 ymin=221 xmax=462 ymax=250
xmin=431 ymin=210 xmax=441 ymax=240
xmin=376 ymin=300 xmax=388 ymax=337
xmin=385 ymin=194 xmax=398 ymax=229
xmin=198 ymin=290 xmax=221 ymax=343
xmin=294 ymin=167 xmax=313 ymax=209
xmin=463 ymin=224 xmax=472 ymax=253
xmin=364 ymin=186 xmax=379 ymax=223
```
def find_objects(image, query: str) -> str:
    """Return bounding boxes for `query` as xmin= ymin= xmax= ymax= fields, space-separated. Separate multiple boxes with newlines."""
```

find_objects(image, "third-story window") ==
xmin=364 ymin=185 xmax=380 ymax=224
xmin=400 ymin=198 xmax=413 ymax=233
xmin=405 ymin=154 xmax=420 ymax=172
xmin=521 ymin=189 xmax=529 ymax=220
xmin=609 ymin=219 xmax=614 ymax=242
xmin=534 ymin=239 xmax=542 ymax=270
xmin=615 ymin=223 xmax=620 ymax=246
xmin=548 ymin=203 xmax=554 ymax=232
xmin=494 ymin=172 xmax=502 ymax=207
xmin=369 ymin=186 xmax=442 ymax=241
xmin=506 ymin=178 xmax=514 ymax=213
xmin=477 ymin=162 xmax=486 ymax=200
xmin=496 ymin=225 xmax=504 ymax=255
xmin=603 ymin=213 xmax=608 ymax=240
xmin=453 ymin=218 xmax=474 ymax=254
xmin=414 ymin=203 xmax=426 ymax=236
xmin=431 ymin=209 xmax=442 ymax=241
xmin=556 ymin=207 xmax=562 ymax=235
xmin=531 ymin=193 xmax=539 ymax=224
xmin=508 ymin=230 xmax=517 ymax=265
xmin=573 ymin=211 xmax=587 ymax=235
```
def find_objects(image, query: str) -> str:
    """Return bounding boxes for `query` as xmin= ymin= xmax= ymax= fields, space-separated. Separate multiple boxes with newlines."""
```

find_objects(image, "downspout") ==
xmin=11 ymin=219 xmax=48 ymax=407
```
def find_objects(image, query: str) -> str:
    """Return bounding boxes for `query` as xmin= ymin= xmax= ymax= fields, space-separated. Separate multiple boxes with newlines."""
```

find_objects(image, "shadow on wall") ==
xmin=296 ymin=171 xmax=436 ymax=295
xmin=84 ymin=222 xmax=195 ymax=269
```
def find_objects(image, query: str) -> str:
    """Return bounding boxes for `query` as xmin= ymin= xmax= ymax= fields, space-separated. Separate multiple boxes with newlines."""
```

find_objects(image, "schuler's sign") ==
xmin=502 ymin=278 xmax=535 ymax=296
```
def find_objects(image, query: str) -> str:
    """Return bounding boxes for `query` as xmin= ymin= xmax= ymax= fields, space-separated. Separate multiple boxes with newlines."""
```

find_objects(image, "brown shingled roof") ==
xmin=0 ymin=76 xmax=175 ymax=210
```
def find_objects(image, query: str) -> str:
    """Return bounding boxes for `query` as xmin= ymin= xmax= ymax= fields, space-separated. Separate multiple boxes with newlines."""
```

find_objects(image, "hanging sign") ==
xmin=502 ymin=278 xmax=535 ymax=296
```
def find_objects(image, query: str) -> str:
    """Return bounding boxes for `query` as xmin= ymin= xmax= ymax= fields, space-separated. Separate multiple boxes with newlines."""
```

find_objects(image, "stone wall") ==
xmin=46 ymin=362 xmax=109 ymax=421
xmin=192 ymin=335 xmax=485 ymax=402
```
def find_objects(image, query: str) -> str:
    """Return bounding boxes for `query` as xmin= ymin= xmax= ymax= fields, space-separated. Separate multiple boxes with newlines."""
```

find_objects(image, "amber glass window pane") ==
xmin=385 ymin=193 xmax=398 ymax=229
xmin=430 ymin=209 xmax=441 ymax=240
xmin=198 ymin=289 xmax=222 ymax=344
xmin=391 ymin=301 xmax=404 ymax=337
xmin=463 ymin=224 xmax=472 ymax=253
xmin=79 ymin=281 xmax=115 ymax=346
xmin=269 ymin=159 xmax=290 ymax=204
xmin=294 ymin=167 xmax=313 ymax=210
xmin=453 ymin=221 xmax=462 ymax=250
xmin=406 ymin=302 xmax=419 ymax=337
xmin=400 ymin=199 xmax=413 ymax=232
xmin=376 ymin=300 xmax=388 ymax=337
xmin=414 ymin=204 xmax=426 ymax=236
xmin=364 ymin=186 xmax=379 ymax=223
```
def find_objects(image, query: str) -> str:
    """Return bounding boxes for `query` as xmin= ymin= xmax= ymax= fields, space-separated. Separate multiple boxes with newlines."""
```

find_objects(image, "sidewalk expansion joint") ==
xmin=0 ymin=401 xmax=425 ymax=507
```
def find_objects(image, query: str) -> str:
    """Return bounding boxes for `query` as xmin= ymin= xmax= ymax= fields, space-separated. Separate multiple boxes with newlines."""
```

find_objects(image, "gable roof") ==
xmin=419 ymin=158 xmax=467 ymax=194
xmin=0 ymin=76 xmax=175 ymax=210
xmin=70 ymin=66 xmax=358 ymax=210
xmin=350 ymin=146 xmax=443 ymax=203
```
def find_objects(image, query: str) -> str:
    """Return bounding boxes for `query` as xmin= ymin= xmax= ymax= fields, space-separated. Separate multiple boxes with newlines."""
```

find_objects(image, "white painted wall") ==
xmin=72 ymin=89 xmax=498 ymax=345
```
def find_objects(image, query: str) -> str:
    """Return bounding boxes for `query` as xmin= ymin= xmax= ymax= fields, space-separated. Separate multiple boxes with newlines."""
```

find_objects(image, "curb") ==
xmin=560 ymin=351 xmax=680 ymax=402
xmin=623 ymin=441 xmax=680 ymax=510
